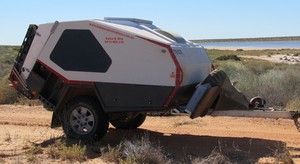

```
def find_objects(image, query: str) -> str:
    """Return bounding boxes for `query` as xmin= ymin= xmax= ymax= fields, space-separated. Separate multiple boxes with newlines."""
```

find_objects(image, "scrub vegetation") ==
xmin=24 ymin=139 xmax=87 ymax=162
xmin=208 ymin=49 xmax=300 ymax=110
xmin=100 ymin=134 xmax=171 ymax=164
xmin=0 ymin=46 xmax=19 ymax=104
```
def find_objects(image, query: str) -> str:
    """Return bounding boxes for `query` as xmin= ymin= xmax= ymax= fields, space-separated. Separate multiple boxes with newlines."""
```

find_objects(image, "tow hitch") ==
xmin=183 ymin=69 xmax=300 ymax=132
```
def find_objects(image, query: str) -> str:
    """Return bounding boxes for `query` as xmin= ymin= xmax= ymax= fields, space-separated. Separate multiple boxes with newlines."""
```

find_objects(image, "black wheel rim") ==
xmin=69 ymin=106 xmax=95 ymax=135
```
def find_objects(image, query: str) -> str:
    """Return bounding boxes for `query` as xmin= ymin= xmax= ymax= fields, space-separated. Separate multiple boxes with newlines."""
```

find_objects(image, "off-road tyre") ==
xmin=110 ymin=113 xmax=147 ymax=129
xmin=63 ymin=97 xmax=108 ymax=141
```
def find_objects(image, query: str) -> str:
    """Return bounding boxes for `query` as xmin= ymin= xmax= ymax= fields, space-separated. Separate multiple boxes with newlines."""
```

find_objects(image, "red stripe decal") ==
xmin=37 ymin=60 xmax=94 ymax=86
xmin=137 ymin=37 xmax=183 ymax=107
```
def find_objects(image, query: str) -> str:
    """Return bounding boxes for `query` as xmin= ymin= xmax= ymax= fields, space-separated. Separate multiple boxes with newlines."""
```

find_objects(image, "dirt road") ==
xmin=0 ymin=105 xmax=299 ymax=163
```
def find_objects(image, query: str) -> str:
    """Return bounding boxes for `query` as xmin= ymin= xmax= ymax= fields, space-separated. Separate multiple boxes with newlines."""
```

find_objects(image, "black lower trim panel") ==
xmin=95 ymin=83 xmax=173 ymax=112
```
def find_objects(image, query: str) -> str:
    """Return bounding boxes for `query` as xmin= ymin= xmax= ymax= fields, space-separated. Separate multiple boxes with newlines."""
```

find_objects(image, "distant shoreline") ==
xmin=191 ymin=36 xmax=300 ymax=43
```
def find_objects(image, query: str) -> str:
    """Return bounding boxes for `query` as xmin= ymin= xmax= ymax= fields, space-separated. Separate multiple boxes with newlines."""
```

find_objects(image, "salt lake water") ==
xmin=198 ymin=41 xmax=300 ymax=49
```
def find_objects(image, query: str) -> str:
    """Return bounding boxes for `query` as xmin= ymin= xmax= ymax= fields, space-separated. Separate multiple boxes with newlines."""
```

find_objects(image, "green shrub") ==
xmin=216 ymin=60 xmax=300 ymax=107
xmin=0 ymin=46 xmax=19 ymax=104
xmin=0 ymin=74 xmax=19 ymax=104
xmin=242 ymin=60 xmax=277 ymax=75
xmin=286 ymin=98 xmax=300 ymax=111
xmin=215 ymin=55 xmax=241 ymax=61
xmin=0 ymin=74 xmax=41 ymax=105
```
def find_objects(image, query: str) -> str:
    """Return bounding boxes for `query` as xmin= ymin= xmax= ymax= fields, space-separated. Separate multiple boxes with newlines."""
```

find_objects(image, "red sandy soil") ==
xmin=0 ymin=105 xmax=299 ymax=163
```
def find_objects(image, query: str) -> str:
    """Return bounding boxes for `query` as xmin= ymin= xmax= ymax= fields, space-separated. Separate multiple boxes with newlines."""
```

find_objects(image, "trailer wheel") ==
xmin=63 ymin=97 xmax=108 ymax=141
xmin=110 ymin=113 xmax=146 ymax=129
xmin=249 ymin=96 xmax=266 ymax=108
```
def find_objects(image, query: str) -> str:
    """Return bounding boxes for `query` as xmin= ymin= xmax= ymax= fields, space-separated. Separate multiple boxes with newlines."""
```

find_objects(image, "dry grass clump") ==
xmin=192 ymin=149 xmax=231 ymax=164
xmin=191 ymin=141 xmax=293 ymax=164
xmin=24 ymin=139 xmax=87 ymax=162
xmin=272 ymin=143 xmax=293 ymax=164
xmin=46 ymin=139 xmax=87 ymax=162
xmin=191 ymin=141 xmax=250 ymax=164
xmin=101 ymin=134 xmax=171 ymax=164
xmin=26 ymin=144 xmax=43 ymax=162
xmin=100 ymin=144 xmax=123 ymax=163
xmin=257 ymin=143 xmax=294 ymax=164
xmin=122 ymin=137 xmax=170 ymax=164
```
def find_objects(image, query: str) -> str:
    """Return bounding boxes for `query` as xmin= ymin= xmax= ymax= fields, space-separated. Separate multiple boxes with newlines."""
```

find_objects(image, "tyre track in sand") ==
xmin=0 ymin=105 xmax=52 ymax=127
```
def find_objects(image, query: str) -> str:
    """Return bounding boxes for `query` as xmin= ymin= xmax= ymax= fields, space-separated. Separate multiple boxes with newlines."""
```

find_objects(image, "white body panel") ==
xmin=25 ymin=18 xmax=211 ymax=87
xmin=37 ymin=20 xmax=176 ymax=86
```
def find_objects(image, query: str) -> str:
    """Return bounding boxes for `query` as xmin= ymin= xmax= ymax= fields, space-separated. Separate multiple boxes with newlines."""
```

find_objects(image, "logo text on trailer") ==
xmin=173 ymin=49 xmax=183 ymax=55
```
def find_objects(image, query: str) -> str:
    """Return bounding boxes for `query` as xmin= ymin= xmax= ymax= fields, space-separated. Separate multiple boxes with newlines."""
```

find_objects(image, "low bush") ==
xmin=0 ymin=74 xmax=19 ymax=104
xmin=216 ymin=60 xmax=300 ymax=108
xmin=192 ymin=149 xmax=231 ymax=164
xmin=46 ymin=140 xmax=87 ymax=162
xmin=101 ymin=134 xmax=171 ymax=164
xmin=242 ymin=59 xmax=279 ymax=75
xmin=191 ymin=141 xmax=292 ymax=164
xmin=215 ymin=55 xmax=241 ymax=61
xmin=26 ymin=144 xmax=43 ymax=162
xmin=286 ymin=98 xmax=300 ymax=111
xmin=272 ymin=143 xmax=293 ymax=164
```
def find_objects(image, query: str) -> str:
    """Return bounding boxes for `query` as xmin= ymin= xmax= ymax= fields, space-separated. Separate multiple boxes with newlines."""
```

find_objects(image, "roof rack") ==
xmin=104 ymin=17 xmax=153 ymax=24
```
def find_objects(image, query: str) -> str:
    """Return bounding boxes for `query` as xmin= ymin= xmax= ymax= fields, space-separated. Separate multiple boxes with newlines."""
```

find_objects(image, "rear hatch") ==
xmin=9 ymin=24 xmax=38 ymax=99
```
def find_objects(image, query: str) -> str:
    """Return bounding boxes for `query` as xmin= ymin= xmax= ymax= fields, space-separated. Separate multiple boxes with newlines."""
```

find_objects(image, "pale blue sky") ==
xmin=1 ymin=0 xmax=300 ymax=45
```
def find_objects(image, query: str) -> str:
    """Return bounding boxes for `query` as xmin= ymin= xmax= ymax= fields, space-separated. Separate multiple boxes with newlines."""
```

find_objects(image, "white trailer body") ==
xmin=11 ymin=18 xmax=212 ymax=112
xmin=9 ymin=18 xmax=213 ymax=140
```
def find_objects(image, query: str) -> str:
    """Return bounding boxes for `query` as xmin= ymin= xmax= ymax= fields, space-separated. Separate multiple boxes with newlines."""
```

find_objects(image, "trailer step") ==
xmin=185 ymin=83 xmax=211 ymax=114
xmin=190 ymin=86 xmax=220 ymax=119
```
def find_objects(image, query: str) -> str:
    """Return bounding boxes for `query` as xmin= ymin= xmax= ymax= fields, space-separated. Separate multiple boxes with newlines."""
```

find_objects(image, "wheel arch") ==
xmin=50 ymin=85 xmax=106 ymax=128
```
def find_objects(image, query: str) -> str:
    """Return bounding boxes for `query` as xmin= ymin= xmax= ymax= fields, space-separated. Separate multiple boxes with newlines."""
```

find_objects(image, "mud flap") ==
xmin=51 ymin=111 xmax=62 ymax=128
xmin=189 ymin=69 xmax=249 ymax=119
